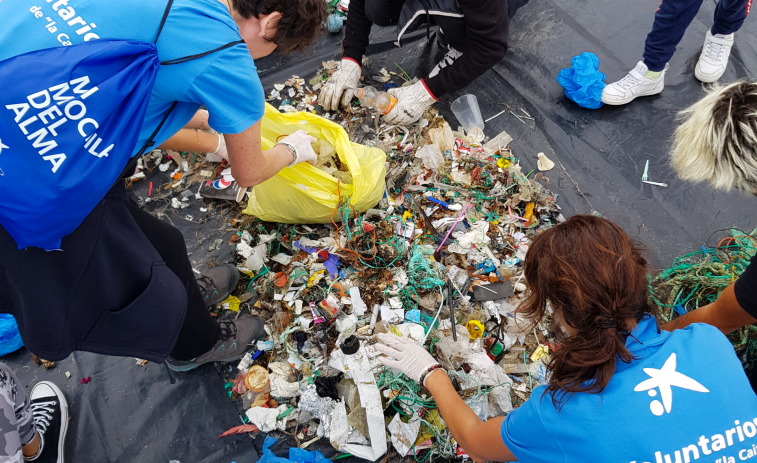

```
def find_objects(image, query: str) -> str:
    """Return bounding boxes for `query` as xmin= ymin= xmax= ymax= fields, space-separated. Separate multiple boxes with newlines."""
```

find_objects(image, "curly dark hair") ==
xmin=517 ymin=215 xmax=659 ymax=408
xmin=232 ymin=0 xmax=327 ymax=54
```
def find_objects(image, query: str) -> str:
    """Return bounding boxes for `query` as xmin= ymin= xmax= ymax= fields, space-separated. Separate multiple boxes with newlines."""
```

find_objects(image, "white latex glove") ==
xmin=210 ymin=132 xmax=229 ymax=162
xmin=383 ymin=80 xmax=437 ymax=125
xmin=279 ymin=130 xmax=317 ymax=166
xmin=319 ymin=58 xmax=362 ymax=112
xmin=375 ymin=333 xmax=440 ymax=384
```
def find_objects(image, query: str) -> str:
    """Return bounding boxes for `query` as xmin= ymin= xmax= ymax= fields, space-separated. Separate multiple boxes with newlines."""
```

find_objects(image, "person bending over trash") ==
xmin=318 ymin=0 xmax=509 ymax=125
xmin=0 ymin=0 xmax=325 ymax=371
xmin=663 ymin=81 xmax=757 ymax=386
xmin=601 ymin=0 xmax=750 ymax=105
xmin=376 ymin=215 xmax=757 ymax=463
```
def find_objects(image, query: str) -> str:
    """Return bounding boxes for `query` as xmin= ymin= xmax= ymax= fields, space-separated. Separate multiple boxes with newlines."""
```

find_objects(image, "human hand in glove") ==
xmin=375 ymin=333 xmax=443 ymax=385
xmin=277 ymin=130 xmax=317 ymax=166
xmin=383 ymin=79 xmax=438 ymax=125
xmin=319 ymin=58 xmax=362 ymax=112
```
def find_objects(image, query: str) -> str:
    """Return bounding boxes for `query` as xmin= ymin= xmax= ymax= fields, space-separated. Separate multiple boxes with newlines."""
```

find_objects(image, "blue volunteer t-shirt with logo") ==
xmin=501 ymin=315 xmax=757 ymax=463
xmin=0 ymin=0 xmax=265 ymax=156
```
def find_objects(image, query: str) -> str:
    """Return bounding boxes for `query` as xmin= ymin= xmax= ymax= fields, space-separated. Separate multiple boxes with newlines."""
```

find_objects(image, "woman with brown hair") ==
xmin=377 ymin=215 xmax=757 ymax=462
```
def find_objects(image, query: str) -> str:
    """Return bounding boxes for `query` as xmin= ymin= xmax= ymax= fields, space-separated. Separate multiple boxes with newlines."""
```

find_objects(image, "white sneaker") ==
xmin=695 ymin=30 xmax=734 ymax=83
xmin=429 ymin=46 xmax=463 ymax=78
xmin=601 ymin=61 xmax=667 ymax=105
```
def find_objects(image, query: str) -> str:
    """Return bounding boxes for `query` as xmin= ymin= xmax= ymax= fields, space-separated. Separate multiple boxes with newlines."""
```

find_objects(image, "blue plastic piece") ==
xmin=258 ymin=437 xmax=331 ymax=463
xmin=0 ymin=314 xmax=23 ymax=356
xmin=289 ymin=447 xmax=331 ymax=463
xmin=427 ymin=197 xmax=449 ymax=209
xmin=674 ymin=304 xmax=687 ymax=316
xmin=556 ymin=52 xmax=606 ymax=109
xmin=326 ymin=13 xmax=345 ymax=33
xmin=293 ymin=240 xmax=318 ymax=254
xmin=476 ymin=259 xmax=496 ymax=273
xmin=258 ymin=437 xmax=292 ymax=463
xmin=406 ymin=309 xmax=421 ymax=324
xmin=323 ymin=253 xmax=341 ymax=278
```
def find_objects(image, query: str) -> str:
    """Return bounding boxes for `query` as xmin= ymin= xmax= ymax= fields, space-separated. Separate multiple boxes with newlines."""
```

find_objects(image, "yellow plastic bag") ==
xmin=243 ymin=104 xmax=386 ymax=223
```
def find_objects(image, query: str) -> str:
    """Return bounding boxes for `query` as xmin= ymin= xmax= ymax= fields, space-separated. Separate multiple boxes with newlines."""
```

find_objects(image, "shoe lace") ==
xmin=31 ymin=400 xmax=56 ymax=434
xmin=704 ymin=39 xmax=725 ymax=61
xmin=218 ymin=320 xmax=238 ymax=342
xmin=196 ymin=275 xmax=214 ymax=295
xmin=617 ymin=72 xmax=643 ymax=89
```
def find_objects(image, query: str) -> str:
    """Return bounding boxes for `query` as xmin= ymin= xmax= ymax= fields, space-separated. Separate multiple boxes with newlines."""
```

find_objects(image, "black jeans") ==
xmin=125 ymin=196 xmax=221 ymax=361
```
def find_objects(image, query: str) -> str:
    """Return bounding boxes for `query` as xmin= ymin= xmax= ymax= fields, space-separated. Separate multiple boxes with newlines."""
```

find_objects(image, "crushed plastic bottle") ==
xmin=354 ymin=87 xmax=397 ymax=115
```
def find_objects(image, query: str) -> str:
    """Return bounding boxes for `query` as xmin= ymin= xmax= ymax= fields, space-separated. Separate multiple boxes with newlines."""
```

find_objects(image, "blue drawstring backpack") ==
xmin=0 ymin=0 xmax=242 ymax=251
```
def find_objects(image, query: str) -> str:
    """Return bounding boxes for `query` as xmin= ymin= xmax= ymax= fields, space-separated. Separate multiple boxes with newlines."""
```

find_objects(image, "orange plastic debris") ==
xmin=273 ymin=272 xmax=288 ymax=287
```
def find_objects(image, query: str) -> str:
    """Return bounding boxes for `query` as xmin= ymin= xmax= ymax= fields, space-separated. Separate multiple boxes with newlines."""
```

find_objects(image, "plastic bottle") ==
xmin=354 ymin=87 xmax=397 ymax=114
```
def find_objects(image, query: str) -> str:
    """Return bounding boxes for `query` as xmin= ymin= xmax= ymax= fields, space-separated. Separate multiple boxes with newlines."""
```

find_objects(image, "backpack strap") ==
xmin=153 ymin=0 xmax=245 ymax=65
xmin=154 ymin=0 xmax=175 ymax=44
xmin=160 ymin=40 xmax=245 ymax=66
xmin=120 ymin=101 xmax=177 ymax=178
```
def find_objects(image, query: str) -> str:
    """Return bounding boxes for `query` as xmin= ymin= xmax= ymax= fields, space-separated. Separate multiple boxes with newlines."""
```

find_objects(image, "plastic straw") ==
xmin=435 ymin=201 xmax=472 ymax=253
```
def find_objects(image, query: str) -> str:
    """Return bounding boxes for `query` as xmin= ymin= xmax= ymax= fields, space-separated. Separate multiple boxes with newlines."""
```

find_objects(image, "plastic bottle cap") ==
xmin=341 ymin=335 xmax=360 ymax=355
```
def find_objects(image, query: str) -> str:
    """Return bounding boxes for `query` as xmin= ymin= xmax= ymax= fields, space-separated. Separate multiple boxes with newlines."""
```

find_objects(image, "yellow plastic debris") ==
xmin=466 ymin=320 xmax=485 ymax=340
xmin=221 ymin=295 xmax=241 ymax=312
xmin=308 ymin=270 xmax=326 ymax=288
xmin=530 ymin=344 xmax=550 ymax=362
xmin=497 ymin=158 xmax=511 ymax=169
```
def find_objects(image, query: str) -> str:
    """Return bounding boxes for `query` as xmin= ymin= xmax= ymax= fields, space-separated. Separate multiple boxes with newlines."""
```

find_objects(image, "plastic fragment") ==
xmin=537 ymin=152 xmax=555 ymax=171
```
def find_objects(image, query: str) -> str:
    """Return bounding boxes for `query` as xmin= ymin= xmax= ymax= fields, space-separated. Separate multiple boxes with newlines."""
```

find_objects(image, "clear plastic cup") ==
xmin=451 ymin=94 xmax=485 ymax=133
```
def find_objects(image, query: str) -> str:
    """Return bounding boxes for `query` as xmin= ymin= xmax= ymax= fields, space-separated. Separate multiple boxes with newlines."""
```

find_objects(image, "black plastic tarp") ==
xmin=2 ymin=0 xmax=756 ymax=461
xmin=257 ymin=0 xmax=757 ymax=267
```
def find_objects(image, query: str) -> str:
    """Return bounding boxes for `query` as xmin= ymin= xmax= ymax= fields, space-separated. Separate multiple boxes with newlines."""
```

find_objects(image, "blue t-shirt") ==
xmin=501 ymin=315 xmax=757 ymax=463
xmin=0 ymin=0 xmax=265 ymax=156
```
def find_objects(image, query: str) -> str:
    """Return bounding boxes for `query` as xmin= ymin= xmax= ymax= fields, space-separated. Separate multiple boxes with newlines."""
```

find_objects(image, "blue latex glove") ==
xmin=0 ymin=314 xmax=23 ymax=356
xmin=556 ymin=52 xmax=606 ymax=109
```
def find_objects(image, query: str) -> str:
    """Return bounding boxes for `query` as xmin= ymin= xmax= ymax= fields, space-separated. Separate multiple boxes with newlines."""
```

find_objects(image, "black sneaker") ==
xmin=197 ymin=264 xmax=240 ymax=306
xmin=26 ymin=381 xmax=68 ymax=463
xmin=165 ymin=317 xmax=267 ymax=372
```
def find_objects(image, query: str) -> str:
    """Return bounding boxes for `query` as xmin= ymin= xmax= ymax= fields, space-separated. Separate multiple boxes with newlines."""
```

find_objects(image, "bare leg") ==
xmin=22 ymin=432 xmax=40 ymax=458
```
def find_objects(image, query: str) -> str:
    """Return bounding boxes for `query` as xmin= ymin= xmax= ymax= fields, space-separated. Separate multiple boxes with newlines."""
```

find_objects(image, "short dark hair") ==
xmin=517 ymin=215 xmax=658 ymax=408
xmin=232 ymin=0 xmax=327 ymax=54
